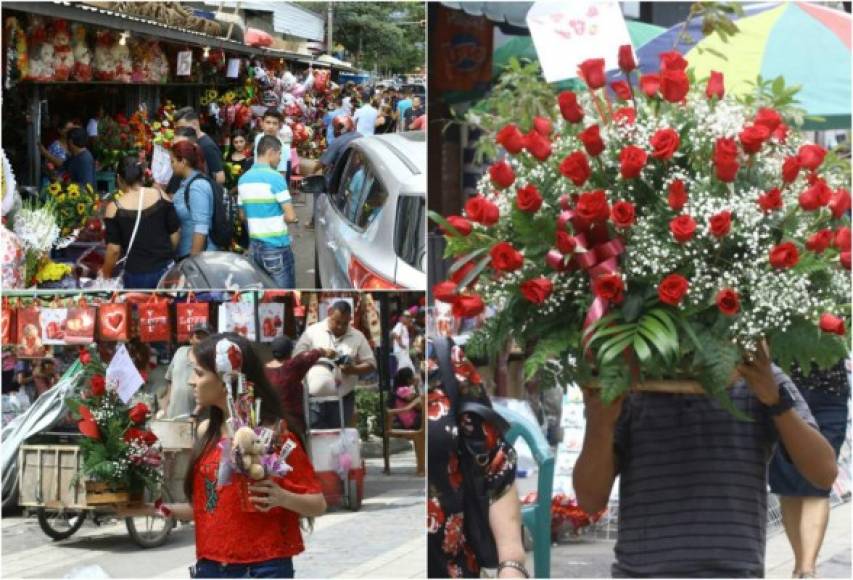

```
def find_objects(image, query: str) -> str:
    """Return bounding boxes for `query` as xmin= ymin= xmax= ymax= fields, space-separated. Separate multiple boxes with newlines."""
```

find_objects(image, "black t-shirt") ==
xmin=404 ymin=106 xmax=424 ymax=131
xmin=198 ymin=134 xmax=224 ymax=178
xmin=63 ymin=149 xmax=95 ymax=189
xmin=165 ymin=174 xmax=183 ymax=195
xmin=105 ymin=194 xmax=180 ymax=273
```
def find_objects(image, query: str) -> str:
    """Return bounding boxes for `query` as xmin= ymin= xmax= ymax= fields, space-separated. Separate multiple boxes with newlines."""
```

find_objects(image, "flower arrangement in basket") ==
xmin=67 ymin=346 xmax=163 ymax=504
xmin=432 ymin=47 xmax=851 ymax=414
xmin=42 ymin=180 xmax=100 ymax=237
xmin=11 ymin=197 xmax=61 ymax=286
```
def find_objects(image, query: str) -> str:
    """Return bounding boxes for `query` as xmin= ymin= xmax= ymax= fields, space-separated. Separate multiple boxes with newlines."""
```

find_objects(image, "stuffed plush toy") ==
xmin=26 ymin=16 xmax=53 ymax=81
xmin=113 ymin=39 xmax=132 ymax=83
xmin=234 ymin=426 xmax=267 ymax=480
xmin=71 ymin=23 xmax=92 ymax=82
xmin=93 ymin=30 xmax=116 ymax=81
xmin=51 ymin=20 xmax=74 ymax=81
xmin=147 ymin=41 xmax=169 ymax=83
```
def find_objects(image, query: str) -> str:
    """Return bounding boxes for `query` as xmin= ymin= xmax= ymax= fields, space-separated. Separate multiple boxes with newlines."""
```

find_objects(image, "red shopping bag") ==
xmin=98 ymin=300 xmax=131 ymax=342
xmin=176 ymin=295 xmax=210 ymax=343
xmin=65 ymin=299 xmax=97 ymax=345
xmin=138 ymin=296 xmax=171 ymax=343
xmin=1 ymin=298 xmax=16 ymax=346
xmin=16 ymin=305 xmax=49 ymax=359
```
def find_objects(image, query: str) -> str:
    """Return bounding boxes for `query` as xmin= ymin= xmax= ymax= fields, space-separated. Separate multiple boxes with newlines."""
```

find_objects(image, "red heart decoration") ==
xmin=105 ymin=312 xmax=125 ymax=334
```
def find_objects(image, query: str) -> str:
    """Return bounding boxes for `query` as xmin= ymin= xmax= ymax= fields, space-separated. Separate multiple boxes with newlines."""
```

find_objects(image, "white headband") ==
xmin=215 ymin=338 xmax=243 ymax=380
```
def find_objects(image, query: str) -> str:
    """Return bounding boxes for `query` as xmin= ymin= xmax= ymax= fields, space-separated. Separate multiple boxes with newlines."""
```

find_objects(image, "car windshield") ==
xmin=395 ymin=195 xmax=425 ymax=272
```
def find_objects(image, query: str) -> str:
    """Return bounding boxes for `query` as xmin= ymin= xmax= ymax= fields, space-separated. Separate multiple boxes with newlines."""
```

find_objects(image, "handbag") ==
xmin=433 ymin=337 xmax=510 ymax=569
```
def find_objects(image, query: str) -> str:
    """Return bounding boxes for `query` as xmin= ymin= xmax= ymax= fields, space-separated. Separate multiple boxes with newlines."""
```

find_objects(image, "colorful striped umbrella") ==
xmin=636 ymin=2 xmax=851 ymax=129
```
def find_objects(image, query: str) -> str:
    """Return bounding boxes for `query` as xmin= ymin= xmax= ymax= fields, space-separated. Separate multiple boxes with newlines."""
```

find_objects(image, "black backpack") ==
xmin=185 ymin=173 xmax=236 ymax=250
xmin=433 ymin=337 xmax=510 ymax=569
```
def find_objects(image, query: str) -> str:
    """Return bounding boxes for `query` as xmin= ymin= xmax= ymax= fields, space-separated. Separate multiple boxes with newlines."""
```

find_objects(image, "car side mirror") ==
xmin=300 ymin=175 xmax=326 ymax=194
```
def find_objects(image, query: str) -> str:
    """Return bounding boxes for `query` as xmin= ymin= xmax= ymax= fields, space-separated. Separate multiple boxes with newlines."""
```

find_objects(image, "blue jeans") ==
xmin=250 ymin=242 xmax=295 ymax=288
xmin=122 ymin=262 xmax=172 ymax=289
xmin=191 ymin=558 xmax=294 ymax=578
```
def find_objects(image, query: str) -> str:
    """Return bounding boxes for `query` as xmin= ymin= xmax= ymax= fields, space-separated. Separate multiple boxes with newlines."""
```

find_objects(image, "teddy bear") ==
xmin=51 ymin=20 xmax=74 ymax=81
xmin=112 ymin=39 xmax=132 ymax=83
xmin=93 ymin=30 xmax=116 ymax=81
xmin=234 ymin=426 xmax=267 ymax=481
xmin=148 ymin=41 xmax=169 ymax=83
xmin=30 ymin=43 xmax=55 ymax=82
xmin=71 ymin=24 xmax=92 ymax=82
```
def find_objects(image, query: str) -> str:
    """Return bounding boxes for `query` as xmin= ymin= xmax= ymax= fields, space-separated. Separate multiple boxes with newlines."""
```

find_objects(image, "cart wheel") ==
xmin=37 ymin=508 xmax=87 ymax=541
xmin=125 ymin=512 xmax=175 ymax=549
xmin=345 ymin=478 xmax=361 ymax=511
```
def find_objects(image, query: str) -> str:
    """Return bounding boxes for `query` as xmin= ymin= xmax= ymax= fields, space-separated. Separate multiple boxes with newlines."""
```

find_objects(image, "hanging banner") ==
xmin=432 ymin=4 xmax=493 ymax=92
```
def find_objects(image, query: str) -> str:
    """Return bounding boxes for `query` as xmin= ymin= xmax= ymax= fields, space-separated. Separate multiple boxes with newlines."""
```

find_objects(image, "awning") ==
xmin=202 ymin=1 xmax=325 ymax=41
xmin=441 ymin=1 xmax=533 ymax=31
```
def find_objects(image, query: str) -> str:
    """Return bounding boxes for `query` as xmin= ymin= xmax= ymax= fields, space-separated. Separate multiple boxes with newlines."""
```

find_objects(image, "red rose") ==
xmin=490 ymin=242 xmax=524 ymax=272
xmin=769 ymin=242 xmax=800 ymax=269
xmin=713 ymin=137 xmax=740 ymax=182
xmin=659 ymin=51 xmax=688 ymax=71
xmin=797 ymin=144 xmax=826 ymax=171
xmin=579 ymin=124 xmax=605 ymax=157
xmin=533 ymin=116 xmax=552 ymax=136
xmin=576 ymin=190 xmax=611 ymax=223
xmin=670 ymin=214 xmax=697 ymax=243
xmin=592 ymin=273 xmax=625 ymax=304
xmin=558 ymin=91 xmax=584 ymax=123
xmin=489 ymin=161 xmax=515 ymax=189
xmin=716 ymin=288 xmax=741 ymax=316
xmin=443 ymin=216 xmax=472 ymax=237
xmin=841 ymin=251 xmax=851 ymax=270
xmin=668 ymin=179 xmax=688 ymax=211
xmin=834 ymin=227 xmax=851 ymax=251
xmin=450 ymin=261 xmax=478 ymax=286
xmin=757 ymin=188 xmax=783 ymax=212
xmin=658 ymin=274 xmax=689 ymax=306
xmin=555 ymin=231 xmax=577 ymax=254
xmin=520 ymin=277 xmax=553 ymax=305
xmin=610 ymin=80 xmax=633 ymax=101
xmin=496 ymin=124 xmax=526 ymax=155
xmin=618 ymin=44 xmax=636 ymax=73
xmin=516 ymin=184 xmax=543 ymax=213
xmin=78 ymin=419 xmax=100 ymax=440
xmin=806 ymin=229 xmax=835 ymax=254
xmin=90 ymin=375 xmax=106 ymax=397
xmin=829 ymin=188 xmax=851 ymax=219
xmin=578 ymin=58 xmax=606 ymax=89
xmin=613 ymin=107 xmax=636 ymax=125
xmin=799 ymin=181 xmax=832 ymax=211
xmin=782 ymin=156 xmax=800 ymax=183
xmin=755 ymin=108 xmax=782 ymax=133
xmin=559 ymin=151 xmax=591 ymax=186
xmin=524 ymin=129 xmax=552 ymax=161
xmin=433 ymin=281 xmax=459 ymax=304
xmin=639 ymin=74 xmax=660 ymax=97
xmin=611 ymin=200 xmax=636 ymax=228
xmin=619 ymin=145 xmax=648 ymax=179
xmin=819 ymin=313 xmax=846 ymax=336
xmin=452 ymin=294 xmax=485 ymax=318
xmin=129 ymin=402 xmax=149 ymax=425
xmin=706 ymin=71 xmax=725 ymax=99
xmin=464 ymin=196 xmax=500 ymax=226
xmin=708 ymin=210 xmax=733 ymax=238
xmin=124 ymin=427 xmax=145 ymax=443
xmin=773 ymin=123 xmax=789 ymax=142
xmin=80 ymin=349 xmax=92 ymax=365
xmin=660 ymin=69 xmax=689 ymax=103
xmin=739 ymin=124 xmax=770 ymax=155
xmin=650 ymin=128 xmax=680 ymax=160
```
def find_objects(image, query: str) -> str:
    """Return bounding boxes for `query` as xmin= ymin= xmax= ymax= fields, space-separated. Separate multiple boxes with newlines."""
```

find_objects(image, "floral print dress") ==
xmin=427 ymin=342 xmax=518 ymax=578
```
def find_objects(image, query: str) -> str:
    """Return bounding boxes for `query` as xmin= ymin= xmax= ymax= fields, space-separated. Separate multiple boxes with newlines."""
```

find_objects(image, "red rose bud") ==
xmin=496 ymin=124 xmax=526 ymax=155
xmin=452 ymin=294 xmax=485 ymax=318
xmin=555 ymin=231 xmax=577 ymax=254
xmin=773 ymin=123 xmax=789 ymax=143
xmin=708 ymin=210 xmax=733 ymax=238
xmin=834 ymin=227 xmax=851 ymax=251
xmin=769 ymin=242 xmax=800 ymax=269
xmin=716 ymin=288 xmax=741 ymax=316
xmin=558 ymin=91 xmax=584 ymax=123
xmin=658 ymin=273 xmax=689 ymax=306
xmin=613 ymin=107 xmax=636 ymax=125
xmin=129 ymin=402 xmax=150 ymax=425
xmin=490 ymin=242 xmax=524 ymax=272
xmin=432 ymin=281 xmax=459 ymax=304
xmin=557 ymin=210 xmax=573 ymax=232
xmin=757 ymin=188 xmax=783 ymax=212
xmin=797 ymin=144 xmax=827 ymax=171
xmin=670 ymin=214 xmax=697 ymax=243
xmin=559 ymin=151 xmax=591 ymax=186
xmin=806 ymin=229 xmax=835 ymax=254
xmin=639 ymin=74 xmax=660 ymax=98
xmin=659 ymin=51 xmax=688 ymax=71
xmin=619 ymin=145 xmax=648 ymax=179
xmin=546 ymin=249 xmax=570 ymax=271
xmin=610 ymin=80 xmax=633 ymax=101
xmin=819 ymin=313 xmax=846 ymax=336
xmin=533 ymin=116 xmax=553 ymax=136
xmin=782 ymin=156 xmax=800 ymax=183
xmin=660 ymin=69 xmax=689 ymax=103
xmin=489 ymin=160 xmax=515 ymax=189
xmin=739 ymin=124 xmax=770 ymax=155
xmin=798 ymin=181 xmax=832 ymax=211
xmin=650 ymin=128 xmax=680 ymax=161
xmin=611 ymin=200 xmax=636 ymax=228
xmin=524 ymin=129 xmax=552 ymax=161
xmin=520 ymin=277 xmax=554 ymax=305
xmin=755 ymin=107 xmax=782 ymax=133
xmin=592 ymin=273 xmax=625 ymax=304
xmin=578 ymin=124 xmax=605 ymax=157
xmin=80 ymin=348 xmax=92 ymax=365
xmin=618 ymin=44 xmax=636 ymax=73
xmin=706 ymin=71 xmax=725 ymax=100
xmin=516 ymin=184 xmax=543 ymax=213
xmin=443 ymin=216 xmax=472 ymax=236
xmin=841 ymin=251 xmax=851 ymax=270
xmin=668 ymin=179 xmax=688 ymax=211
xmin=576 ymin=190 xmax=611 ymax=223
xmin=829 ymin=188 xmax=851 ymax=219
xmin=713 ymin=137 xmax=740 ymax=183
xmin=464 ymin=195 xmax=500 ymax=226
xmin=90 ymin=375 xmax=106 ymax=397
xmin=578 ymin=58 xmax=606 ymax=90
xmin=450 ymin=261 xmax=478 ymax=286
xmin=78 ymin=419 xmax=101 ymax=440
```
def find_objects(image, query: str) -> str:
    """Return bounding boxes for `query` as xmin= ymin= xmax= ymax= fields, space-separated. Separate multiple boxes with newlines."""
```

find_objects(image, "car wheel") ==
xmin=314 ymin=243 xmax=322 ymax=289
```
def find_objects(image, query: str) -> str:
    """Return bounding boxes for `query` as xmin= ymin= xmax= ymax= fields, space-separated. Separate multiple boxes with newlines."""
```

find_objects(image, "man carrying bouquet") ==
xmin=574 ymin=343 xmax=838 ymax=578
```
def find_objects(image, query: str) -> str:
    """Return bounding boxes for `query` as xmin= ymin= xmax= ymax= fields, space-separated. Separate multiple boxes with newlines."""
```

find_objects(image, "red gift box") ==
xmin=98 ymin=302 xmax=131 ymax=342
xmin=138 ymin=297 xmax=171 ymax=343
xmin=16 ymin=306 xmax=49 ymax=359
xmin=1 ymin=299 xmax=16 ymax=346
xmin=65 ymin=304 xmax=96 ymax=345
xmin=176 ymin=300 xmax=210 ymax=343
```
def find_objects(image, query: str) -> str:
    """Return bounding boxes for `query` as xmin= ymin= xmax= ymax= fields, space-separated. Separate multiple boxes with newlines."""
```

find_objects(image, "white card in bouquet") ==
xmin=108 ymin=344 xmax=146 ymax=404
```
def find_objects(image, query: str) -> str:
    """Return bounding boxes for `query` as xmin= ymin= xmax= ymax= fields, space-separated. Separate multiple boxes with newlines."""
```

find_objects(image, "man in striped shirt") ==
xmin=237 ymin=135 xmax=297 ymax=288
xmin=574 ymin=345 xmax=838 ymax=578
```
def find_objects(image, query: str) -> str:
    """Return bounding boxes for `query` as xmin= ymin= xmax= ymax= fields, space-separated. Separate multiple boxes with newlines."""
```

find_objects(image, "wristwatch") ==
xmin=497 ymin=560 xmax=530 ymax=578
xmin=765 ymin=385 xmax=794 ymax=417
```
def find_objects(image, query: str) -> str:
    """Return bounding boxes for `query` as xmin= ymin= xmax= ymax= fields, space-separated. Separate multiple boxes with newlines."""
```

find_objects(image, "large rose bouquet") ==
xmin=432 ymin=48 xmax=850 ymax=412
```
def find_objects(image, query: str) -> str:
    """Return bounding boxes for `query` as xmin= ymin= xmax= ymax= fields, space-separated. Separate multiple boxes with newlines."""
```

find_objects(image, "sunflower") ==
xmin=77 ymin=203 xmax=87 ymax=215
xmin=57 ymin=194 xmax=66 ymax=203
xmin=67 ymin=183 xmax=80 ymax=195
xmin=48 ymin=182 xmax=62 ymax=196
xmin=86 ymin=184 xmax=94 ymax=195
xmin=69 ymin=189 xmax=80 ymax=199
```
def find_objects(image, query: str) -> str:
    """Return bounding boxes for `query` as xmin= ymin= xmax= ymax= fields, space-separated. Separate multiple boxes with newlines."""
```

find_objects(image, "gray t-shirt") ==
xmin=164 ymin=346 xmax=196 ymax=419
xmin=612 ymin=366 xmax=816 ymax=578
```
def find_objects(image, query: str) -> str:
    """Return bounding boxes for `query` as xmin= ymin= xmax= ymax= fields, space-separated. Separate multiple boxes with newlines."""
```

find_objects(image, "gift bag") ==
xmin=218 ymin=300 xmax=256 ymax=341
xmin=98 ymin=302 xmax=131 ymax=342
xmin=40 ymin=307 xmax=69 ymax=346
xmin=1 ymin=299 xmax=16 ymax=346
xmin=16 ymin=306 xmax=49 ymax=359
xmin=176 ymin=299 xmax=210 ymax=343
xmin=258 ymin=303 xmax=285 ymax=343
xmin=65 ymin=302 xmax=97 ymax=345
xmin=138 ymin=297 xmax=171 ymax=343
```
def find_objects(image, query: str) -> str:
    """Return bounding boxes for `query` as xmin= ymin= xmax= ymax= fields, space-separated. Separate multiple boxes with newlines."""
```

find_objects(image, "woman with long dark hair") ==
xmin=170 ymin=141 xmax=217 ymax=259
xmin=123 ymin=333 xmax=325 ymax=578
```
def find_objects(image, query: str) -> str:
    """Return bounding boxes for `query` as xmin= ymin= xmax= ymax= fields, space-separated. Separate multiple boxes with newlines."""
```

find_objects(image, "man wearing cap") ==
xmin=162 ymin=324 xmax=210 ymax=419
xmin=293 ymin=301 xmax=376 ymax=429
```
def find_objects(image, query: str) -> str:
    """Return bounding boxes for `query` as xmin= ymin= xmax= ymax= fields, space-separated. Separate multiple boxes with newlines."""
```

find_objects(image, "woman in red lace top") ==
xmin=127 ymin=333 xmax=325 ymax=578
